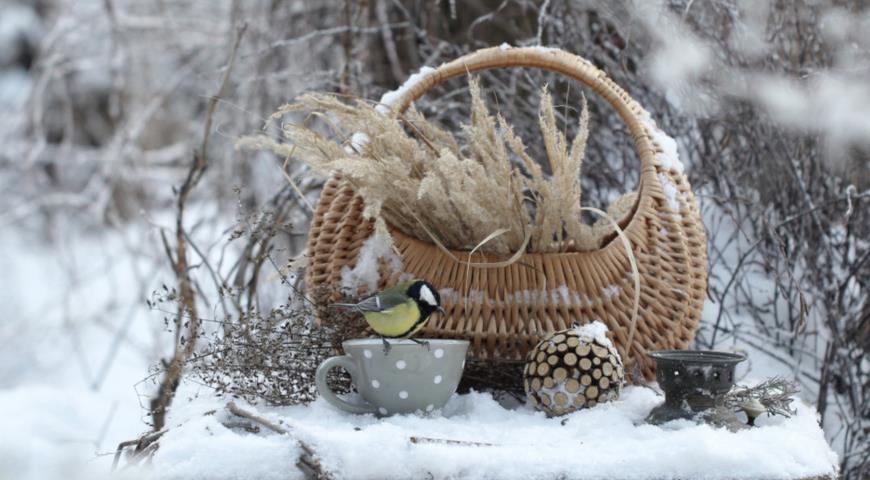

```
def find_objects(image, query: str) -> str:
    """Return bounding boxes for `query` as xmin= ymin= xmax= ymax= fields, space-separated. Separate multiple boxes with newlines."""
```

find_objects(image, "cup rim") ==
xmin=342 ymin=338 xmax=469 ymax=347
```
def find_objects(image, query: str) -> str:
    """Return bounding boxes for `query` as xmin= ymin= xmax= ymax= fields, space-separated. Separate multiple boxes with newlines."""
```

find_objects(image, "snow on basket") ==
xmin=305 ymin=46 xmax=708 ymax=381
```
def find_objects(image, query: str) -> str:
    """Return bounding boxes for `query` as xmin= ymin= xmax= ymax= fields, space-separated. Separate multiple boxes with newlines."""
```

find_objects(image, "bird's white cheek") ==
xmin=420 ymin=286 xmax=438 ymax=306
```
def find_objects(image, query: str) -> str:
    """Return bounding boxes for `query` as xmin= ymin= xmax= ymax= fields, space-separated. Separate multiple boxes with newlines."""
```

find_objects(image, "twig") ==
xmin=536 ymin=0 xmax=551 ymax=45
xmin=226 ymin=401 xmax=293 ymax=435
xmin=709 ymin=237 xmax=763 ymax=347
xmin=375 ymin=0 xmax=405 ymax=83
xmin=183 ymin=228 xmax=240 ymax=317
xmin=235 ymin=23 xmax=411 ymax=65
xmin=112 ymin=429 xmax=167 ymax=471
xmin=281 ymin=152 xmax=315 ymax=213
xmin=409 ymin=436 xmax=497 ymax=447
xmin=226 ymin=402 xmax=333 ymax=480
xmin=149 ymin=23 xmax=247 ymax=433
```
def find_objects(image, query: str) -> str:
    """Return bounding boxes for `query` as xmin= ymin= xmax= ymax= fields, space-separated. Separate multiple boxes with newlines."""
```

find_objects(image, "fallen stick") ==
xmin=409 ymin=436 xmax=497 ymax=447
xmin=226 ymin=402 xmax=332 ymax=480
xmin=112 ymin=429 xmax=166 ymax=471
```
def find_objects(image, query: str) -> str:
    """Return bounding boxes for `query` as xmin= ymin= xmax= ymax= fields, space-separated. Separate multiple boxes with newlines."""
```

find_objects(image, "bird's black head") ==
xmin=406 ymin=280 xmax=443 ymax=319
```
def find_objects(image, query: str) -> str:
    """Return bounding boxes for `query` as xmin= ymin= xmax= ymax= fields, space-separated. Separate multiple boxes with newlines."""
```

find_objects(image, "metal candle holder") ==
xmin=646 ymin=350 xmax=746 ymax=429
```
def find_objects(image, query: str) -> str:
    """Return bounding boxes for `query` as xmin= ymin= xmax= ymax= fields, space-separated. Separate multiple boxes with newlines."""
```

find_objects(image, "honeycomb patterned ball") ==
xmin=523 ymin=322 xmax=624 ymax=416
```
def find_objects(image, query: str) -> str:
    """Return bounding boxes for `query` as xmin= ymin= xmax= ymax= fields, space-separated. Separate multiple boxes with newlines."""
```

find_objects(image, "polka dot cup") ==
xmin=315 ymin=339 xmax=469 ymax=416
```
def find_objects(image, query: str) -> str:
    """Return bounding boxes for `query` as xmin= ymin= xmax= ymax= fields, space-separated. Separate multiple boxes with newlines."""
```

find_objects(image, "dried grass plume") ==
xmin=239 ymin=78 xmax=632 ymax=254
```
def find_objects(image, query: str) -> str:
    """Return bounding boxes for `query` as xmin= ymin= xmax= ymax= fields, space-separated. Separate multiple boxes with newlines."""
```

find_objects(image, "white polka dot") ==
xmin=371 ymin=379 xmax=380 ymax=388
xmin=433 ymin=375 xmax=442 ymax=384
xmin=399 ymin=390 xmax=409 ymax=399
xmin=396 ymin=360 xmax=407 ymax=370
xmin=426 ymin=404 xmax=434 ymax=412
xmin=363 ymin=349 xmax=372 ymax=358
xmin=378 ymin=407 xmax=388 ymax=415
xmin=434 ymin=349 xmax=444 ymax=358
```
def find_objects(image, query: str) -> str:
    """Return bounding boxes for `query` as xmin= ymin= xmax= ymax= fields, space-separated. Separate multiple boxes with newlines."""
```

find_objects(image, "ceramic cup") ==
xmin=315 ymin=338 xmax=469 ymax=416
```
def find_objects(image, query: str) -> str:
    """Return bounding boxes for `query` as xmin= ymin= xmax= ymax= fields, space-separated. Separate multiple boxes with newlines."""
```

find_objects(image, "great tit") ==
xmin=332 ymin=280 xmax=444 ymax=354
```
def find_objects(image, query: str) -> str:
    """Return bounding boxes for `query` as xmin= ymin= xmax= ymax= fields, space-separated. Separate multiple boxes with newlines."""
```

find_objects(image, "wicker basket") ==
xmin=306 ymin=47 xmax=707 ymax=380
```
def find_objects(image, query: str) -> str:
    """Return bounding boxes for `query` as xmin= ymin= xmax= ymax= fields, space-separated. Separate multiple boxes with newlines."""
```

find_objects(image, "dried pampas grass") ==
xmin=239 ymin=78 xmax=630 ymax=255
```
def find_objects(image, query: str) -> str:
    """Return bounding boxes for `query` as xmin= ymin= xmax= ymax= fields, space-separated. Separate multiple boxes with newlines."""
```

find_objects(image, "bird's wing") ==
xmin=353 ymin=289 xmax=408 ymax=313
xmin=342 ymin=280 xmax=417 ymax=313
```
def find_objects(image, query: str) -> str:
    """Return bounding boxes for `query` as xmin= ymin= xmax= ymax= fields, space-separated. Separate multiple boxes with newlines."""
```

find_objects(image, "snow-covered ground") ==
xmin=0 ymin=227 xmax=163 ymax=479
xmin=149 ymin=387 xmax=837 ymax=480
xmin=0 ymin=212 xmax=840 ymax=480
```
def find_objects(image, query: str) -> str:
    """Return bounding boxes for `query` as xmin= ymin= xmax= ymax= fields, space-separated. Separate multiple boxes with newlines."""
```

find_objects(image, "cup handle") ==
xmin=315 ymin=355 xmax=378 ymax=414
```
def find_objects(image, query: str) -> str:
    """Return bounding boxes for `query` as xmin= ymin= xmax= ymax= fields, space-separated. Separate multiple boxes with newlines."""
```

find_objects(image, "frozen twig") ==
xmin=112 ymin=429 xmax=166 ymax=471
xmin=226 ymin=401 xmax=333 ymax=480
xmin=375 ymin=0 xmax=404 ymax=83
xmin=409 ymin=436 xmax=497 ymax=447
xmin=149 ymin=22 xmax=247 ymax=432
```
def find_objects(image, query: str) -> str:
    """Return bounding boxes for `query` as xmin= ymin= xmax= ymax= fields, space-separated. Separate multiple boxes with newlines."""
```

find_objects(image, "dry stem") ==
xmin=150 ymin=23 xmax=247 ymax=432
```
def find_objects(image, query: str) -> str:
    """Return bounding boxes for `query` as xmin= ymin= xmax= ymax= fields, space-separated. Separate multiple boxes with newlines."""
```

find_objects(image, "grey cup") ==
xmin=315 ymin=338 xmax=469 ymax=416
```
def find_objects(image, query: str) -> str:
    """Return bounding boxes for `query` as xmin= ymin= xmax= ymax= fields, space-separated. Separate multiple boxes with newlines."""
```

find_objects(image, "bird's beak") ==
xmin=437 ymin=306 xmax=446 ymax=314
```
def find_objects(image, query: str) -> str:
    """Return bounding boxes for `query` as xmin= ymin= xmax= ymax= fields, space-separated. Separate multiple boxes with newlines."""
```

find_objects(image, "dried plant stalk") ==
xmin=239 ymin=78 xmax=603 ymax=255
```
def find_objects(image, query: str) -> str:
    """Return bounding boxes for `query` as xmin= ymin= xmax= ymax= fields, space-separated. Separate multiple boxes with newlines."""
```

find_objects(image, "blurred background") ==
xmin=1 ymin=0 xmax=867 ymax=478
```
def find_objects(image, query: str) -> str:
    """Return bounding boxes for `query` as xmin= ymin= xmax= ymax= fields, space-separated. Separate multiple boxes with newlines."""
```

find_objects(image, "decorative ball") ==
xmin=523 ymin=321 xmax=624 ymax=416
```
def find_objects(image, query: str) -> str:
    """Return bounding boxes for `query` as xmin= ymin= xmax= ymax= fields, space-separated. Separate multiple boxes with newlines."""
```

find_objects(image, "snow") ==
xmin=0 ymin=68 xmax=31 ymax=109
xmin=377 ymin=66 xmax=437 ymax=113
xmin=658 ymin=172 xmax=683 ymax=213
xmin=648 ymin=35 xmax=711 ymax=92
xmin=640 ymin=112 xmax=685 ymax=173
xmin=349 ymin=132 xmax=370 ymax=152
xmin=601 ymin=284 xmax=621 ymax=299
xmin=0 ymin=385 xmax=147 ymax=480
xmin=0 ymin=228 xmax=164 ymax=480
xmin=572 ymin=320 xmax=612 ymax=346
xmin=152 ymin=413 xmax=300 ymax=480
xmin=752 ymin=72 xmax=870 ymax=151
xmin=148 ymin=386 xmax=837 ymax=480
xmin=530 ymin=45 xmax=559 ymax=54
xmin=340 ymin=234 xmax=403 ymax=293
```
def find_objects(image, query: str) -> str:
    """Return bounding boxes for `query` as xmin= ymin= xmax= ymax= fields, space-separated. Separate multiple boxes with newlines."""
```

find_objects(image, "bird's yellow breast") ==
xmin=363 ymin=302 xmax=424 ymax=338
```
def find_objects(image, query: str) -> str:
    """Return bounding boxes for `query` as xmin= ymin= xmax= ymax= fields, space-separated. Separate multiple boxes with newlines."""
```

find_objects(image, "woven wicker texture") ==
xmin=306 ymin=47 xmax=707 ymax=380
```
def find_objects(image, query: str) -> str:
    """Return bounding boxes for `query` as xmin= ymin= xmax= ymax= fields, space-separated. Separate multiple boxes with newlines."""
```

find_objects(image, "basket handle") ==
xmin=384 ymin=46 xmax=656 ymax=174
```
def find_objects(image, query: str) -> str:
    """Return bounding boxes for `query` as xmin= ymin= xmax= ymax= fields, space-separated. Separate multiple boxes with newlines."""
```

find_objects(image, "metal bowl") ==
xmin=646 ymin=350 xmax=746 ymax=428
xmin=649 ymin=350 xmax=746 ymax=399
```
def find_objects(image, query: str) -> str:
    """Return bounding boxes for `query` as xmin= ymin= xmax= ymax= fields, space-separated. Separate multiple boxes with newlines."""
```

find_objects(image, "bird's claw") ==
xmin=381 ymin=338 xmax=392 ymax=356
xmin=410 ymin=338 xmax=430 ymax=351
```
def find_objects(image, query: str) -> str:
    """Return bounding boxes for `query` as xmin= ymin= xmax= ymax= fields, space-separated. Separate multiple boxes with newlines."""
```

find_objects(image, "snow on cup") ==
xmin=315 ymin=339 xmax=469 ymax=416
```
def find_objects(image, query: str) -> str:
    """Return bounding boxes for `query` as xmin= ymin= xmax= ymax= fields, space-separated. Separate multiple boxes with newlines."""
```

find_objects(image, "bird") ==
xmin=331 ymin=280 xmax=444 ymax=354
